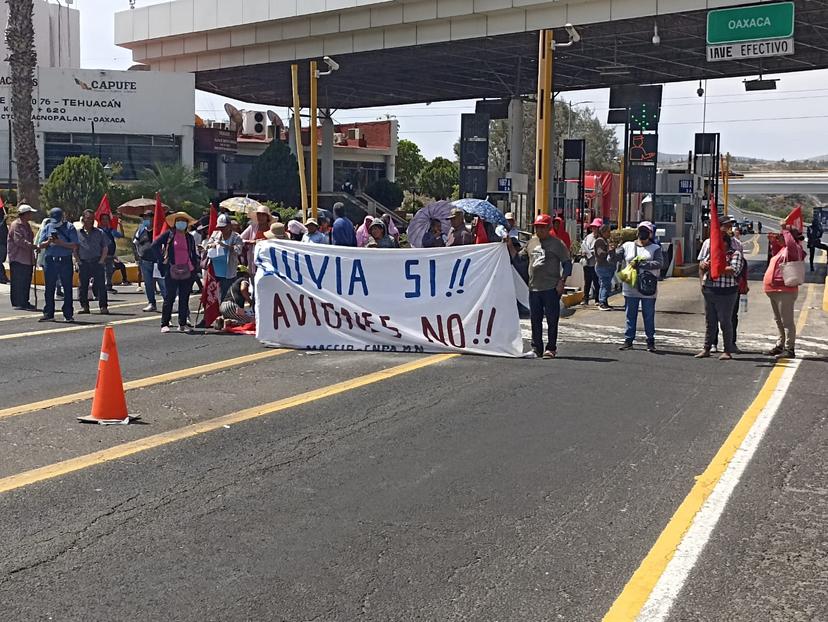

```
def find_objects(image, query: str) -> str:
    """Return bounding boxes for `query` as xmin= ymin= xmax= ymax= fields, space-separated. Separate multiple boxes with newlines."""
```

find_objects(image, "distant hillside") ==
xmin=805 ymin=154 xmax=828 ymax=162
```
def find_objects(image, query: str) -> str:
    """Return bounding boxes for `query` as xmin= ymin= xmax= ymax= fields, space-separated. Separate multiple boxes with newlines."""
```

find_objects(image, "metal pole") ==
xmin=290 ymin=64 xmax=309 ymax=222
xmin=723 ymin=153 xmax=730 ymax=216
xmin=7 ymin=119 xmax=12 ymax=193
xmin=617 ymin=156 xmax=625 ymax=231
xmin=622 ymin=111 xmax=630 ymax=227
xmin=309 ymin=60 xmax=319 ymax=221
xmin=534 ymin=31 xmax=553 ymax=216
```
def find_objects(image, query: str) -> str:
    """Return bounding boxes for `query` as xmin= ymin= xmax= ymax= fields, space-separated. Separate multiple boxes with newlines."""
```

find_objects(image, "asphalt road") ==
xmin=0 ymin=275 xmax=825 ymax=621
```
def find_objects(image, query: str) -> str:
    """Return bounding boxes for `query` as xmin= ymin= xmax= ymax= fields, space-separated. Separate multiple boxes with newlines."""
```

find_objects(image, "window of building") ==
xmin=43 ymin=133 xmax=181 ymax=180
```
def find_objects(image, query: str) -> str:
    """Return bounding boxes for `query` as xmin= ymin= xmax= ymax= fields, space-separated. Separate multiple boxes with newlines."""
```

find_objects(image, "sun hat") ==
xmin=264 ymin=222 xmax=287 ymax=239
xmin=165 ymin=211 xmax=197 ymax=227
xmin=305 ymin=218 xmax=319 ymax=227
xmin=286 ymin=220 xmax=307 ymax=236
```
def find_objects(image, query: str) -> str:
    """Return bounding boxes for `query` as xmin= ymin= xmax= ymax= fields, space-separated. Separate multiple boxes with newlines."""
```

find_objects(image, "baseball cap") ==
xmin=17 ymin=204 xmax=35 ymax=215
xmin=450 ymin=208 xmax=465 ymax=218
xmin=216 ymin=213 xmax=231 ymax=228
xmin=637 ymin=220 xmax=655 ymax=233
xmin=533 ymin=214 xmax=552 ymax=227
xmin=49 ymin=207 xmax=64 ymax=222
xmin=589 ymin=218 xmax=603 ymax=228
xmin=305 ymin=218 xmax=319 ymax=227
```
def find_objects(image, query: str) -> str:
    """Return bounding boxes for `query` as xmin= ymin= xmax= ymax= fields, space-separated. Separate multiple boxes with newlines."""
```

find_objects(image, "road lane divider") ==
xmin=0 ymin=348 xmax=290 ymax=421
xmin=0 ymin=353 xmax=457 ymax=495
xmin=0 ymin=300 xmax=148 ymax=324
xmin=0 ymin=315 xmax=156 ymax=341
xmin=602 ymin=284 xmax=813 ymax=622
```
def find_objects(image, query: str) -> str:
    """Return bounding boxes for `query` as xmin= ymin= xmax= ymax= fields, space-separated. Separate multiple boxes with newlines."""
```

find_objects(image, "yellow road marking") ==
xmin=603 ymin=286 xmax=812 ymax=621
xmin=0 ymin=353 xmax=457 ymax=494
xmin=0 ymin=348 xmax=289 ymax=421
xmin=0 ymin=315 xmax=155 ymax=341
xmin=0 ymin=300 xmax=147 ymax=323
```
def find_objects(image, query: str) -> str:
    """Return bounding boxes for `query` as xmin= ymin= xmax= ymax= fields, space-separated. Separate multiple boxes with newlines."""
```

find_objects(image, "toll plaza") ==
xmin=115 ymin=0 xmax=828 ymax=242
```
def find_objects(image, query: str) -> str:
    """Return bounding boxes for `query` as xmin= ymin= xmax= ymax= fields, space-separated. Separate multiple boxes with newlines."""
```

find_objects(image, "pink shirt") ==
xmin=172 ymin=232 xmax=192 ymax=269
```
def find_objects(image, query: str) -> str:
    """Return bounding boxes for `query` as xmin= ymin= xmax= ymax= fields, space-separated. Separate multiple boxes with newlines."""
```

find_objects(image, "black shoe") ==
xmin=63 ymin=317 xmax=75 ymax=323
xmin=12 ymin=306 xmax=25 ymax=311
xmin=647 ymin=343 xmax=657 ymax=353
xmin=78 ymin=307 xmax=91 ymax=314
xmin=775 ymin=349 xmax=795 ymax=360
xmin=765 ymin=346 xmax=784 ymax=356
xmin=38 ymin=315 xmax=54 ymax=322
xmin=532 ymin=348 xmax=543 ymax=358
xmin=619 ymin=341 xmax=633 ymax=351
xmin=23 ymin=303 xmax=38 ymax=311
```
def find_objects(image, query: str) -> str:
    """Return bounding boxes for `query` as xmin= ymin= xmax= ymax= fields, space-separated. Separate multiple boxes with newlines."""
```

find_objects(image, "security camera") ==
xmin=652 ymin=24 xmax=660 ymax=46
xmin=323 ymin=56 xmax=340 ymax=71
xmin=564 ymin=23 xmax=581 ymax=43
xmin=697 ymin=85 xmax=705 ymax=97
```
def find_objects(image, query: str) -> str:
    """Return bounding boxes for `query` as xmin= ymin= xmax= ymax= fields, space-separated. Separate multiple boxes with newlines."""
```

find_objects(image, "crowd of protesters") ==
xmin=0 ymin=199 xmax=820 ymax=361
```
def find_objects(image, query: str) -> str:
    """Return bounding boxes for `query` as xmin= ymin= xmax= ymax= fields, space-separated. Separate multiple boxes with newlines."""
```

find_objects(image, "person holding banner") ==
xmin=447 ymin=208 xmax=474 ymax=246
xmin=509 ymin=213 xmax=572 ymax=359
xmin=366 ymin=220 xmax=397 ymax=249
xmin=302 ymin=219 xmax=330 ymax=245
xmin=763 ymin=225 xmax=806 ymax=359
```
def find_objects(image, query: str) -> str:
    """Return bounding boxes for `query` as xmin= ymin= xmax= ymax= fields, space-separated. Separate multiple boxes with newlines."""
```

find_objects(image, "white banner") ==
xmin=254 ymin=241 xmax=524 ymax=357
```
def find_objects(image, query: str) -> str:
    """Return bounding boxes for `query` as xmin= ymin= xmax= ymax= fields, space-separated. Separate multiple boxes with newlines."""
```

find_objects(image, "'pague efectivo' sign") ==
xmin=706 ymin=2 xmax=794 ymax=62
xmin=0 ymin=67 xmax=194 ymax=135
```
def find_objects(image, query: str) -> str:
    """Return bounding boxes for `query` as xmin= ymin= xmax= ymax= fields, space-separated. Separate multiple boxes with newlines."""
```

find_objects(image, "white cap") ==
xmin=216 ymin=213 xmax=231 ymax=227
xmin=17 ymin=204 xmax=36 ymax=214
xmin=504 ymin=212 xmax=514 ymax=220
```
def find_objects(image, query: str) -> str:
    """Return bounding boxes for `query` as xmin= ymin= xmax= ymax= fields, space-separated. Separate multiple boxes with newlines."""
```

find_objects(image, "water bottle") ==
xmin=739 ymin=294 xmax=748 ymax=313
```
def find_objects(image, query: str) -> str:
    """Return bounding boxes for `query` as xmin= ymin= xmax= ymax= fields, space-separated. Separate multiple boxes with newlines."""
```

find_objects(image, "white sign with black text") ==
xmin=707 ymin=38 xmax=794 ymax=62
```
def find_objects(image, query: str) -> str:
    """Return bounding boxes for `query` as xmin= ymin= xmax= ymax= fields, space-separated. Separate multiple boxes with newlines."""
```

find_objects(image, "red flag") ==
xmin=200 ymin=203 xmax=221 ymax=327
xmin=94 ymin=193 xmax=119 ymax=229
xmin=784 ymin=205 xmax=803 ymax=232
xmin=474 ymin=217 xmax=489 ymax=244
xmin=709 ymin=197 xmax=726 ymax=280
xmin=0 ymin=194 xmax=5 ymax=216
xmin=207 ymin=201 xmax=218 ymax=235
xmin=152 ymin=192 xmax=168 ymax=241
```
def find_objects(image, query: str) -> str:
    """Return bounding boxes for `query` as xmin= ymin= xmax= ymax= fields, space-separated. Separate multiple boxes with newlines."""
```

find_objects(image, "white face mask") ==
xmin=175 ymin=221 xmax=188 ymax=231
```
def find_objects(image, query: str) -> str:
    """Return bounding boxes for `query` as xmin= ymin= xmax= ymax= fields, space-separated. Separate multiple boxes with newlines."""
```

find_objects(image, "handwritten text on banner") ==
xmin=254 ymin=241 xmax=524 ymax=357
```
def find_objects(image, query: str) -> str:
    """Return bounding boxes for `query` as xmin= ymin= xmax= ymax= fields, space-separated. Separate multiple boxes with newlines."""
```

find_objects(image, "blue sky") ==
xmin=76 ymin=0 xmax=828 ymax=162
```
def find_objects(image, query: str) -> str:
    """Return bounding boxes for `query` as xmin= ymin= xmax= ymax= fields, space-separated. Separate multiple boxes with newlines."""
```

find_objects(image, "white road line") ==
xmin=636 ymin=359 xmax=802 ymax=621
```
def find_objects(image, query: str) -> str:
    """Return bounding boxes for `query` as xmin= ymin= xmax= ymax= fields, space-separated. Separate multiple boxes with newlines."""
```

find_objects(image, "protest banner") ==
xmin=254 ymin=241 xmax=525 ymax=357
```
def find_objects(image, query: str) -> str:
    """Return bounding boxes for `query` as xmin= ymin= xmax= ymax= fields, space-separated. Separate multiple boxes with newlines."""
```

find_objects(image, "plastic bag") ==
xmin=618 ymin=261 xmax=638 ymax=288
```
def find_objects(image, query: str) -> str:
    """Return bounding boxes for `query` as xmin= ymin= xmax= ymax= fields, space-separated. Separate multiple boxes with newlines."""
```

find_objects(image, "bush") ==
xmin=264 ymin=201 xmax=300 ymax=223
xmin=365 ymin=179 xmax=404 ymax=209
xmin=41 ymin=155 xmax=110 ymax=220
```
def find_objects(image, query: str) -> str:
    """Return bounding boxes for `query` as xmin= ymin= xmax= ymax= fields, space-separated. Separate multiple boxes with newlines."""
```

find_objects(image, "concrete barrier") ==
xmin=8 ymin=263 xmax=143 ymax=287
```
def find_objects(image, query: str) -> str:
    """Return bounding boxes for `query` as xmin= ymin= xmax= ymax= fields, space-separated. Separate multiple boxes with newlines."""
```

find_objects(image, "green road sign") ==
xmin=707 ymin=2 xmax=795 ymax=45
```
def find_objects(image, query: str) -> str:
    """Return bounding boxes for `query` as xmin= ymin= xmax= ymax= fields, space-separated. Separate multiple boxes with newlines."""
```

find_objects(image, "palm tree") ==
xmin=136 ymin=163 xmax=211 ymax=209
xmin=5 ymin=0 xmax=40 ymax=208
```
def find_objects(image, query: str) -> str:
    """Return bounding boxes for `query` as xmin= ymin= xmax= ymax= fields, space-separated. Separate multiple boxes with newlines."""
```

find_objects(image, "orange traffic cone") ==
xmin=78 ymin=327 xmax=138 ymax=424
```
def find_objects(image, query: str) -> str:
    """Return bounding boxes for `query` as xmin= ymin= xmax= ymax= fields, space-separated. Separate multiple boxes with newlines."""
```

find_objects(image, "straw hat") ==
xmin=264 ymin=222 xmax=287 ymax=239
xmin=165 ymin=211 xmax=197 ymax=227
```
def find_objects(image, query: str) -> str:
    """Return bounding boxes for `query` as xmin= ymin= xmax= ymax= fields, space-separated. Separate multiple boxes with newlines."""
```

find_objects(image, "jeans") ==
xmin=78 ymin=260 xmax=108 ymax=309
xmin=218 ymin=276 xmax=235 ymax=301
xmin=529 ymin=288 xmax=562 ymax=353
xmin=582 ymin=265 xmax=598 ymax=303
xmin=140 ymin=259 xmax=167 ymax=306
xmin=43 ymin=256 xmax=74 ymax=319
xmin=10 ymin=261 xmax=33 ymax=308
xmin=161 ymin=275 xmax=194 ymax=327
xmin=703 ymin=289 xmax=738 ymax=353
xmin=105 ymin=257 xmax=129 ymax=289
xmin=596 ymin=266 xmax=615 ymax=306
xmin=767 ymin=290 xmax=798 ymax=351
xmin=624 ymin=296 xmax=656 ymax=344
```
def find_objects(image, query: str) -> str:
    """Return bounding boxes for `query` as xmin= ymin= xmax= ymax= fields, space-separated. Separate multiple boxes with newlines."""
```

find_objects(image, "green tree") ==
xmin=366 ymin=178 xmax=404 ymax=209
xmin=395 ymin=139 xmax=427 ymax=191
xmin=419 ymin=157 xmax=459 ymax=200
xmin=247 ymin=140 xmax=301 ymax=206
xmin=7 ymin=0 xmax=41 ymax=208
xmin=136 ymin=163 xmax=211 ymax=209
xmin=41 ymin=155 xmax=109 ymax=220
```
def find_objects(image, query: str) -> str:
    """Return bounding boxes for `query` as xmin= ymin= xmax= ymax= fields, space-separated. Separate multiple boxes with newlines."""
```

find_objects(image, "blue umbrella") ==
xmin=451 ymin=198 xmax=508 ymax=227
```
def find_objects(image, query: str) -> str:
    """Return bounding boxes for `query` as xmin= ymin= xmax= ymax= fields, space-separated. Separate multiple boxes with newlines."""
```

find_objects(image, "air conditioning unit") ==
xmin=242 ymin=110 xmax=267 ymax=138
xmin=347 ymin=127 xmax=361 ymax=141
